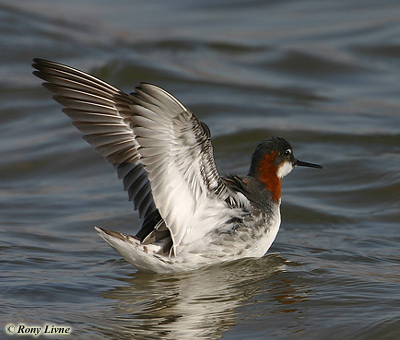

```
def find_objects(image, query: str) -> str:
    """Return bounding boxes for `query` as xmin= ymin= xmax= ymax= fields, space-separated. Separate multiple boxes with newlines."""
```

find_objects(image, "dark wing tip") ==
xmin=200 ymin=121 xmax=211 ymax=138
xmin=32 ymin=57 xmax=41 ymax=68
xmin=32 ymin=58 xmax=51 ymax=71
xmin=32 ymin=58 xmax=56 ymax=81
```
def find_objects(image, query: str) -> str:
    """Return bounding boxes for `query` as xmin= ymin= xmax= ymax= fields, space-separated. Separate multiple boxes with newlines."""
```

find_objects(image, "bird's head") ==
xmin=248 ymin=136 xmax=322 ymax=201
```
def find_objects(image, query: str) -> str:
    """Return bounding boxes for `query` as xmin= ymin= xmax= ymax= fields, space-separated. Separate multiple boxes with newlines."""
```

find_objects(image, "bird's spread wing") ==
xmin=33 ymin=59 xmax=157 ymax=221
xmin=33 ymin=58 xmax=240 ymax=254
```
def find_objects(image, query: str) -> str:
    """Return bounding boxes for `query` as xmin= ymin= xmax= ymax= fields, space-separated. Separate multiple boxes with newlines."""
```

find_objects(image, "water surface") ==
xmin=1 ymin=0 xmax=399 ymax=339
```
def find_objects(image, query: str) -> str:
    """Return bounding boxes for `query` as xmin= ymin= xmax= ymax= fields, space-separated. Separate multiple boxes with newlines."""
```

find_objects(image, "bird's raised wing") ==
xmin=33 ymin=58 xmax=157 ymax=221
xmin=33 ymin=59 xmax=237 ymax=254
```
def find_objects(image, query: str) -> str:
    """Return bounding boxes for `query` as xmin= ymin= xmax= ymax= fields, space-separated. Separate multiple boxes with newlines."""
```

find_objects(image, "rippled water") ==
xmin=1 ymin=0 xmax=400 ymax=339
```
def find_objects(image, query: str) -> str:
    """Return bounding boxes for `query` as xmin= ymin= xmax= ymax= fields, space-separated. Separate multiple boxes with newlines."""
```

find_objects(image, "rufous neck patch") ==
xmin=257 ymin=152 xmax=281 ymax=202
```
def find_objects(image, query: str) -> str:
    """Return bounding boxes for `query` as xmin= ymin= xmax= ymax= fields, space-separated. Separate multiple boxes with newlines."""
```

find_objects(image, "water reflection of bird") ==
xmin=100 ymin=256 xmax=286 ymax=340
xmin=33 ymin=58 xmax=321 ymax=273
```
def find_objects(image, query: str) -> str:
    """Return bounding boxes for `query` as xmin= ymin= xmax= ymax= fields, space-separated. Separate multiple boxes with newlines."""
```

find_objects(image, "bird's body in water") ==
xmin=33 ymin=58 xmax=322 ymax=273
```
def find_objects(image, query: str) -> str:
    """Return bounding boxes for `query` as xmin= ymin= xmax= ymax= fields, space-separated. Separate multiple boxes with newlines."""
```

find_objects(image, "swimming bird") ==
xmin=33 ymin=58 xmax=322 ymax=273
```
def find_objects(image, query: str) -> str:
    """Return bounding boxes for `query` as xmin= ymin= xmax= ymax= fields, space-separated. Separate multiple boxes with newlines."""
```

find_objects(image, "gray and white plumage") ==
xmin=33 ymin=58 xmax=321 ymax=273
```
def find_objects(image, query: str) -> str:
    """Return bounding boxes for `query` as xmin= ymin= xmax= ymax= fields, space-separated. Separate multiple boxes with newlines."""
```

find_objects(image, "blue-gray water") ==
xmin=1 ymin=1 xmax=399 ymax=339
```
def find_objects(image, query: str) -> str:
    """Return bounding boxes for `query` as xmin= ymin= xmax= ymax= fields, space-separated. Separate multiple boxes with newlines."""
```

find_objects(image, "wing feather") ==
xmin=33 ymin=58 xmax=242 ymax=255
xmin=33 ymin=58 xmax=156 ymax=221
xmin=129 ymin=83 xmax=233 ymax=253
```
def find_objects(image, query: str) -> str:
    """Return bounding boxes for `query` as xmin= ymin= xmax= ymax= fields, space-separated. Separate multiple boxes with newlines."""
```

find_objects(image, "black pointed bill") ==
xmin=294 ymin=159 xmax=323 ymax=169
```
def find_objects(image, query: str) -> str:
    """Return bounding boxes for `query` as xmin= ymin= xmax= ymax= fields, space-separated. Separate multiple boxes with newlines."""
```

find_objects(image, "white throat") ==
xmin=277 ymin=161 xmax=293 ymax=178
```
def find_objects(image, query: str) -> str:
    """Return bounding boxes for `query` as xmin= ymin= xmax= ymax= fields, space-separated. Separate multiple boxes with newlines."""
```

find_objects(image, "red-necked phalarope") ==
xmin=33 ymin=58 xmax=322 ymax=273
